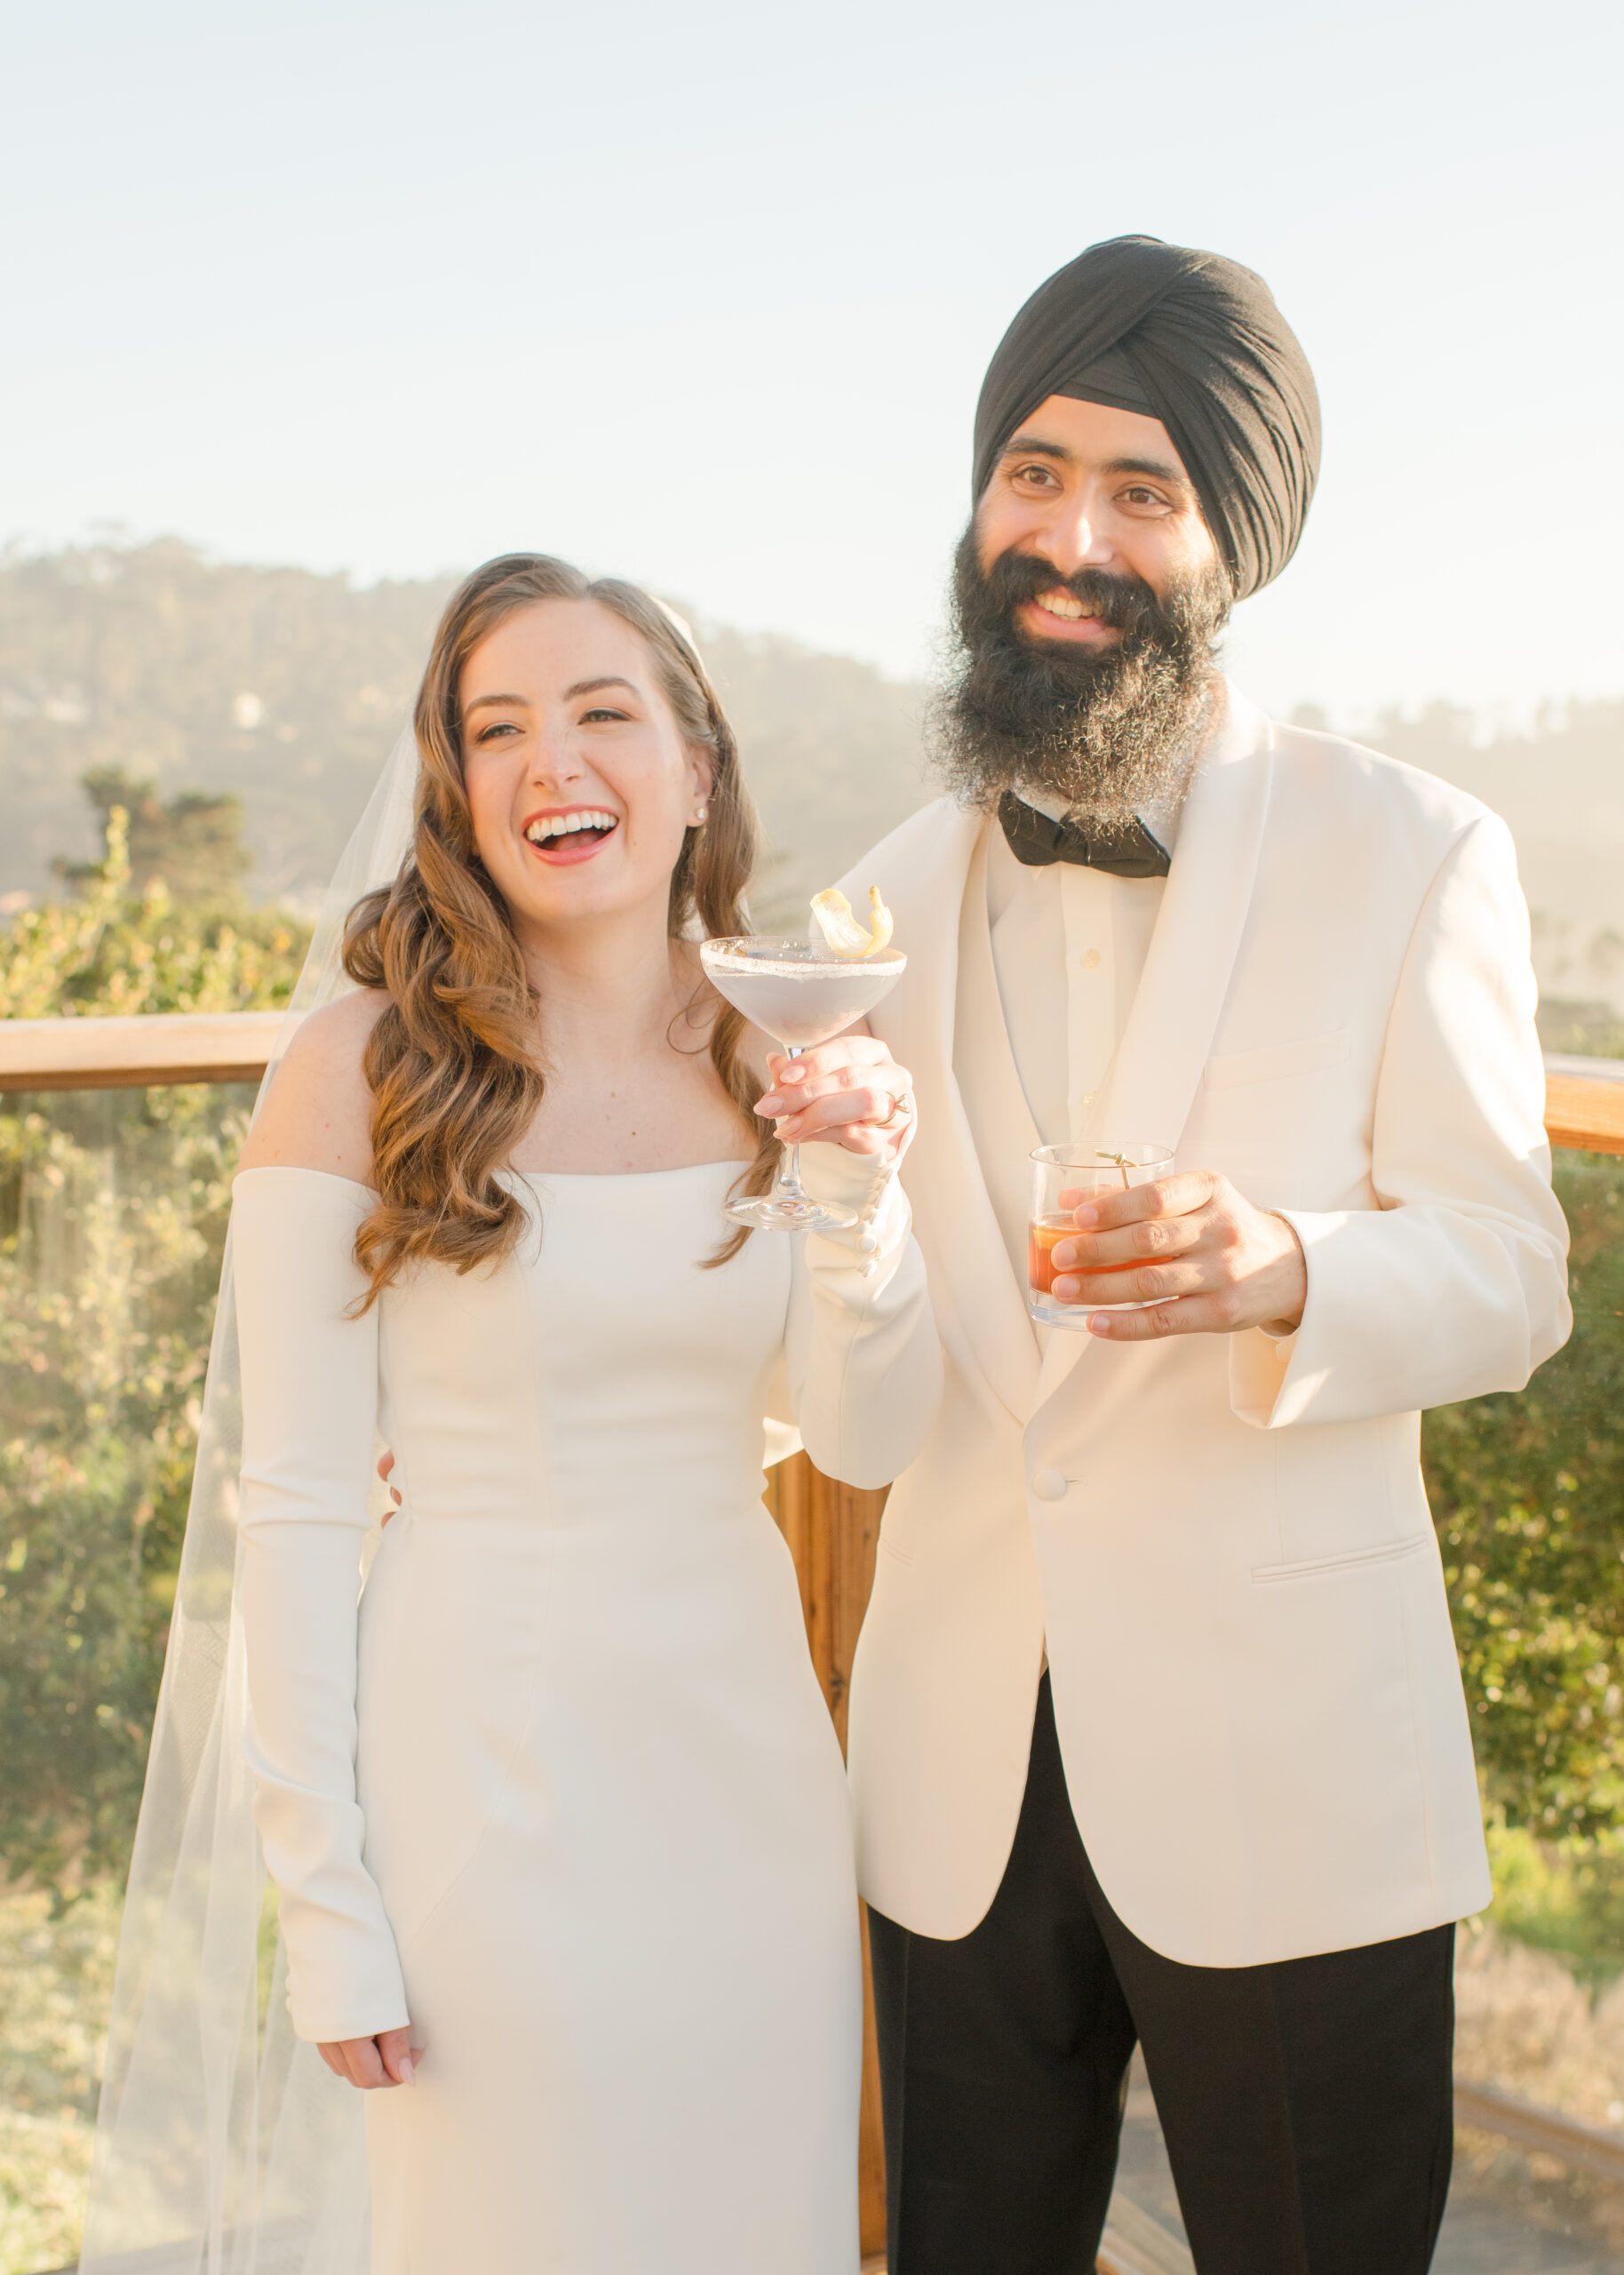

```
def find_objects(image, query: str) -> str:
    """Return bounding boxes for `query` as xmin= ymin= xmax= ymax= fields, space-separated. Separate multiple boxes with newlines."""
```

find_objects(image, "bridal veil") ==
xmin=77 ymin=726 xmax=421 ymax=2275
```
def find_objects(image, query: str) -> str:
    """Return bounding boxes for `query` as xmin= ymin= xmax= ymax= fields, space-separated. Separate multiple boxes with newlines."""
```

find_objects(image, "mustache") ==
xmin=975 ymin=549 xmax=1177 ymax=646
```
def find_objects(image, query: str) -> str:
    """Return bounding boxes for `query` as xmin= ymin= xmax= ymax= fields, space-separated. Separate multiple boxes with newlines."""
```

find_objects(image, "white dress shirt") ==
xmin=964 ymin=787 xmax=1182 ymax=1289
xmin=954 ymin=796 xmax=1182 ymax=1674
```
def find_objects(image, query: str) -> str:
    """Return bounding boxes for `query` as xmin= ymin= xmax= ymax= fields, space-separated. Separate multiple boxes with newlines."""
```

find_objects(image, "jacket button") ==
xmin=1031 ymin=1468 xmax=1068 ymax=1502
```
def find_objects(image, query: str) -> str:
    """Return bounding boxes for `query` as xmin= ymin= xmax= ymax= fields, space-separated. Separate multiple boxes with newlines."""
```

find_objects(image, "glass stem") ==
xmin=776 ymin=1047 xmax=809 ymax=1201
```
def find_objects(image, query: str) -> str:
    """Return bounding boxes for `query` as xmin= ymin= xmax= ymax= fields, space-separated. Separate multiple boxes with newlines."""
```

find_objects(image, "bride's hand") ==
xmin=756 ymin=1035 xmax=916 ymax=1161
xmin=318 ymin=2026 xmax=419 ymax=2089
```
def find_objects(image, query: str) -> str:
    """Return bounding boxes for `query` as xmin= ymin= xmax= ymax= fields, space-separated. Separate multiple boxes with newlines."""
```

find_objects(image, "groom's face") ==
xmin=932 ymin=393 xmax=1232 ymax=817
xmin=975 ymin=394 xmax=1219 ymax=635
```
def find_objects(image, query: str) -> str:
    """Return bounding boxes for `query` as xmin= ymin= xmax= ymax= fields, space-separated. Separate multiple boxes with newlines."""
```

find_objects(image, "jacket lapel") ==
xmin=953 ymin=826 xmax=1046 ymax=1291
xmin=1032 ymin=683 xmax=1278 ymax=1412
xmin=854 ymin=802 xmax=1043 ymax=1428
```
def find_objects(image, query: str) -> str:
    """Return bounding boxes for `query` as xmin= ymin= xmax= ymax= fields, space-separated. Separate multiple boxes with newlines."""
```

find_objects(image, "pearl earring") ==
xmin=694 ymin=803 xmax=709 ymax=824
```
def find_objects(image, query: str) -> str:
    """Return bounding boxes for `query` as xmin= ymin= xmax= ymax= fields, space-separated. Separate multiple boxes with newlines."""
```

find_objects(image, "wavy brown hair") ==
xmin=341 ymin=553 xmax=776 ymax=1305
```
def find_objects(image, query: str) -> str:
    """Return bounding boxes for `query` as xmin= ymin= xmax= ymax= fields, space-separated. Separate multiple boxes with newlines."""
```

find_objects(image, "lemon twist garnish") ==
xmin=810 ymin=885 xmax=895 ymax=960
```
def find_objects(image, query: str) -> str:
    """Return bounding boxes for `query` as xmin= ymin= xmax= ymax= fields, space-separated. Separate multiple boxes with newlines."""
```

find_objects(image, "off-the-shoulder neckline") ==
xmin=234 ymin=1164 xmax=374 ymax=1196
xmin=509 ymin=1161 xmax=752 ymax=1181
xmin=233 ymin=1160 xmax=751 ymax=1197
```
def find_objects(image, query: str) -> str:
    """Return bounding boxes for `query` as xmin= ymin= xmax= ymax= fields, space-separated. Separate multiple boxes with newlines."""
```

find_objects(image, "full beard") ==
xmin=930 ymin=523 xmax=1231 ymax=823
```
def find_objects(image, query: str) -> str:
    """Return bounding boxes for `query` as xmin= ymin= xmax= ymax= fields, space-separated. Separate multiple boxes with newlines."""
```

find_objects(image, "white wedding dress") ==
xmin=229 ymin=1150 xmax=939 ymax=2274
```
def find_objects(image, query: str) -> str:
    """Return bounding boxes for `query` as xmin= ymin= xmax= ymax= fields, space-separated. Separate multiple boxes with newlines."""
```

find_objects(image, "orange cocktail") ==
xmin=1026 ymin=1145 xmax=1174 ymax=1329
xmin=1027 ymin=1214 xmax=1141 ymax=1298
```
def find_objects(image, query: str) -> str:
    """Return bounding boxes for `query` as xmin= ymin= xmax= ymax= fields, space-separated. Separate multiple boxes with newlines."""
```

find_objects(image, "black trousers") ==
xmin=868 ymin=1676 xmax=1455 ymax=2275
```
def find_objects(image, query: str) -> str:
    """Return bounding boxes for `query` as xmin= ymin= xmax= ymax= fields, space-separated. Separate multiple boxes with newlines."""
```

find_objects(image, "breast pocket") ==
xmin=1189 ymin=1029 xmax=1354 ymax=1214
xmin=1203 ymin=1029 xmax=1349 ymax=1090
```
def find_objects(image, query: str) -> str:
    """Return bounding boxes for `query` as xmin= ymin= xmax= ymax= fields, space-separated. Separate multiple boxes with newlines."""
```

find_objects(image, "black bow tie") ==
xmin=997 ymin=792 xmax=1172 ymax=879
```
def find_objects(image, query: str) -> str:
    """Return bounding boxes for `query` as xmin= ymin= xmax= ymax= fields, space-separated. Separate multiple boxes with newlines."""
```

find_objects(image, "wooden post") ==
xmin=764 ymin=1453 xmax=889 ymax=2259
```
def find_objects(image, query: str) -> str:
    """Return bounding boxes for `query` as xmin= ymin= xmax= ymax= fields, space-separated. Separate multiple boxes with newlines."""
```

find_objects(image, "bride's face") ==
xmin=458 ymin=598 xmax=711 ymax=936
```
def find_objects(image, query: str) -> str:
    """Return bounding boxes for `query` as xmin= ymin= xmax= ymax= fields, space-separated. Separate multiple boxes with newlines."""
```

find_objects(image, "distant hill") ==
xmin=0 ymin=539 xmax=445 ymax=913
xmin=0 ymin=539 xmax=931 ymax=931
xmin=2 ymin=539 xmax=1618 ymax=1003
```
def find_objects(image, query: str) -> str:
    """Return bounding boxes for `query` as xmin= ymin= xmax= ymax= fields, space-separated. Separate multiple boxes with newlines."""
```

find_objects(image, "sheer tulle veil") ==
xmin=79 ymin=724 xmax=422 ymax=2275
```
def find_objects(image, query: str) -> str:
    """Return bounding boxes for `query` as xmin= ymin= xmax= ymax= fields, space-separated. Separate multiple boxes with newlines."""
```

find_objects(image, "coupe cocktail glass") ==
xmin=701 ymin=936 xmax=908 ymax=1231
xmin=1028 ymin=1142 xmax=1174 ymax=1328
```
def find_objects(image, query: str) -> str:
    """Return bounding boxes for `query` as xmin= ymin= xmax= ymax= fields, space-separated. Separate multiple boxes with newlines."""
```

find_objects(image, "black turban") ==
xmin=972 ymin=235 xmax=1321 ymax=601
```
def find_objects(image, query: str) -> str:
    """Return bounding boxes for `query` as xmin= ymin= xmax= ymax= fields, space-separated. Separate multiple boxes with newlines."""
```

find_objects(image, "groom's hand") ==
xmin=1048 ymin=1170 xmax=1307 ymax=1340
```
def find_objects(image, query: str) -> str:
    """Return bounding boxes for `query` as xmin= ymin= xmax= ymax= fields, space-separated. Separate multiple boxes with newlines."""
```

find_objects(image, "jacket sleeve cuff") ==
xmin=1229 ymin=1323 xmax=1299 ymax=1426
xmin=1228 ymin=1208 xmax=1337 ymax=1427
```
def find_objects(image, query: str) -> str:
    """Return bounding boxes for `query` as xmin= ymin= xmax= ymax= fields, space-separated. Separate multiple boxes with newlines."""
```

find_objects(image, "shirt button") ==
xmin=1079 ymin=948 xmax=1101 ymax=970
xmin=1031 ymin=1468 xmax=1068 ymax=1503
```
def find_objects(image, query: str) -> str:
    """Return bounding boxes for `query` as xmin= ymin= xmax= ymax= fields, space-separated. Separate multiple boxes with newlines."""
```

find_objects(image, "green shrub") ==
xmin=1428 ymin=1153 xmax=1624 ymax=1848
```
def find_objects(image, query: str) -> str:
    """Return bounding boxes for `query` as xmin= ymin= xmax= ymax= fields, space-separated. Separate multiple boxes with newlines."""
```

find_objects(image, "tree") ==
xmin=60 ymin=769 xmax=252 ymax=905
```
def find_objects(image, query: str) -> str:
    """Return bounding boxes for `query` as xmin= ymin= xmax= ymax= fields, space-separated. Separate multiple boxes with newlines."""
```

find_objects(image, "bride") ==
xmin=83 ymin=555 xmax=940 ymax=2275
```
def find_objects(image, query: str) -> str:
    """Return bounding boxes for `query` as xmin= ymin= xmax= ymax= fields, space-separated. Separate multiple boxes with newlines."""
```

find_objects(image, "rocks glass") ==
xmin=1027 ymin=1143 xmax=1175 ymax=1328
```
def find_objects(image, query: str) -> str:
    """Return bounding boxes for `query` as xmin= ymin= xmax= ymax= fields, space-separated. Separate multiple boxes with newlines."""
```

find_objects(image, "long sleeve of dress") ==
xmin=784 ymin=1143 xmax=943 ymax=1489
xmin=232 ymin=1166 xmax=410 ymax=2045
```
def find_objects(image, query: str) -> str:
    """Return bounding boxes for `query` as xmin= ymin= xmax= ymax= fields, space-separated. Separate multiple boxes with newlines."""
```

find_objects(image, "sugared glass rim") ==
xmin=701 ymin=934 xmax=907 ymax=977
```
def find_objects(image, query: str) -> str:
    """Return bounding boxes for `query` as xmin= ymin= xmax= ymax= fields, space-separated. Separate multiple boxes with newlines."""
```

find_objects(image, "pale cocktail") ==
xmin=701 ymin=936 xmax=907 ymax=1231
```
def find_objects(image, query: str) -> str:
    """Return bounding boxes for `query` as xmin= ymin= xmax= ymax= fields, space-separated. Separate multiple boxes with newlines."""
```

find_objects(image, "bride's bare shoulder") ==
xmin=235 ymin=990 xmax=389 ymax=1181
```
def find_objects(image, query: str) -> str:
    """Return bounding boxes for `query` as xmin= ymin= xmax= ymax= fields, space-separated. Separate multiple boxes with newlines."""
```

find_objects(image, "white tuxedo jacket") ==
xmin=844 ymin=682 xmax=1571 ymax=1968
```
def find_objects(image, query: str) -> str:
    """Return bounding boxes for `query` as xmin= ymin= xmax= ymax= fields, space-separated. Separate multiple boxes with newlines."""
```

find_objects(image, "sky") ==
xmin=4 ymin=0 xmax=1621 ymax=722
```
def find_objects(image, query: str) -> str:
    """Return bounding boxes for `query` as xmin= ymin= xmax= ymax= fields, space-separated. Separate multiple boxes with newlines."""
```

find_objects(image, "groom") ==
xmin=777 ymin=237 xmax=1571 ymax=2271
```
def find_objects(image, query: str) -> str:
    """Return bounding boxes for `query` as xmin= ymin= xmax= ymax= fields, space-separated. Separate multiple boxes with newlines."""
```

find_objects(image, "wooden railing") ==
xmin=0 ymin=1010 xmax=285 ymax=1091
xmin=9 ymin=1011 xmax=1624 ymax=2270
xmin=1542 ymin=1050 xmax=1624 ymax=1153
xmin=6 ymin=1010 xmax=1623 ymax=1156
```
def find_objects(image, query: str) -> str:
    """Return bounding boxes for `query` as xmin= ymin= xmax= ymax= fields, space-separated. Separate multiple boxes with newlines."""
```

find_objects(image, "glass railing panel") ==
xmin=0 ymin=1080 xmax=251 ymax=2275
